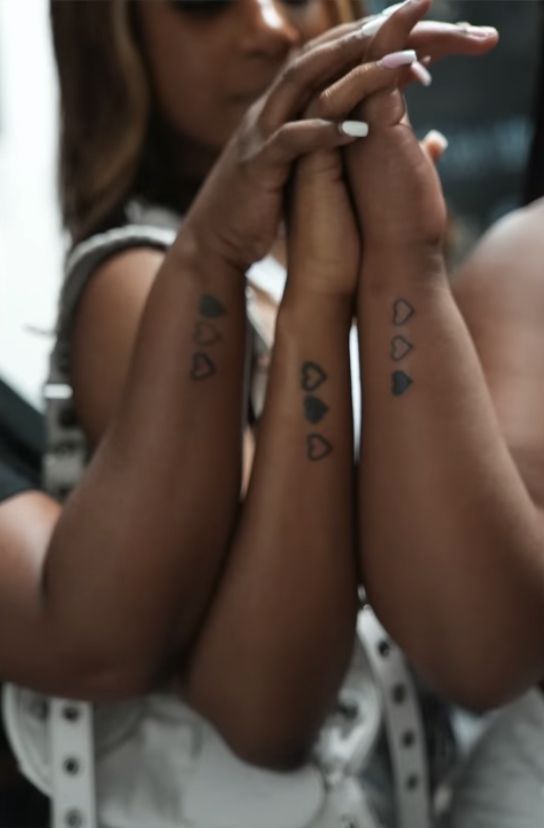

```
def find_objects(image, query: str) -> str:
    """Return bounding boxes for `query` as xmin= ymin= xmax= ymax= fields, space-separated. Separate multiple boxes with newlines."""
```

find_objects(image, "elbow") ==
xmin=217 ymin=717 xmax=314 ymax=772
xmin=47 ymin=644 xmax=170 ymax=702
xmin=412 ymin=646 xmax=539 ymax=714
xmin=184 ymin=687 xmax=316 ymax=771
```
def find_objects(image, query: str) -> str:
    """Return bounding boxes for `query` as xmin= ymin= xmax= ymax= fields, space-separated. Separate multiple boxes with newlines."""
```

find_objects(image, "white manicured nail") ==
xmin=358 ymin=0 xmax=414 ymax=37
xmin=411 ymin=60 xmax=432 ymax=86
xmin=379 ymin=49 xmax=417 ymax=69
xmin=340 ymin=120 xmax=370 ymax=138
xmin=358 ymin=16 xmax=386 ymax=37
xmin=425 ymin=129 xmax=448 ymax=151
xmin=382 ymin=1 xmax=412 ymax=18
xmin=357 ymin=0 xmax=422 ymax=38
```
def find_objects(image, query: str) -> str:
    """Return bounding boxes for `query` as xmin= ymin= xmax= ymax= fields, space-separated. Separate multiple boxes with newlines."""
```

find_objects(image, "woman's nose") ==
xmin=237 ymin=0 xmax=301 ymax=58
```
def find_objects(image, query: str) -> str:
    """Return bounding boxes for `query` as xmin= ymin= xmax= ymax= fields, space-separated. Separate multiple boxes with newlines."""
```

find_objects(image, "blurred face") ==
xmin=136 ymin=0 xmax=337 ymax=153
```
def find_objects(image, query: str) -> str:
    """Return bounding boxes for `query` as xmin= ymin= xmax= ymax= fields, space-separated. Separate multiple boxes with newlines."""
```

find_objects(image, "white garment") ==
xmin=448 ymin=690 xmax=544 ymax=828
xmin=4 ymin=639 xmax=384 ymax=828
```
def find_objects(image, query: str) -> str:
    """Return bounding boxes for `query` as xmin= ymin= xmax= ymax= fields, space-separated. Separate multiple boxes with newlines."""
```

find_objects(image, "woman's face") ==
xmin=136 ymin=0 xmax=337 ymax=153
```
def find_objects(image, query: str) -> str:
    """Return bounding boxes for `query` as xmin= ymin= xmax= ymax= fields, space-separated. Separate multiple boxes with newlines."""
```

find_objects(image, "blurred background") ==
xmin=0 ymin=0 xmax=542 ymax=464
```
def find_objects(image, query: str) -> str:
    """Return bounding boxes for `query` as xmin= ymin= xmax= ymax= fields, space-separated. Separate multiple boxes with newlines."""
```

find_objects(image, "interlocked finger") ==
xmin=365 ymin=0 xmax=432 ymax=61
xmin=259 ymin=119 xmax=360 ymax=168
xmin=257 ymin=25 xmax=388 ymax=135
xmin=307 ymin=52 xmax=417 ymax=122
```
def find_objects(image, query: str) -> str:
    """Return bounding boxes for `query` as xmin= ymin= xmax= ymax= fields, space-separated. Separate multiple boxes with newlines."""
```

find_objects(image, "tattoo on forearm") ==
xmin=193 ymin=321 xmax=222 ymax=347
xmin=199 ymin=294 xmax=226 ymax=319
xmin=392 ymin=370 xmax=413 ymax=396
xmin=301 ymin=361 xmax=327 ymax=392
xmin=304 ymin=395 xmax=329 ymax=424
xmin=299 ymin=361 xmax=332 ymax=459
xmin=307 ymin=433 xmax=333 ymax=462
xmin=390 ymin=299 xmax=415 ymax=396
xmin=191 ymin=352 xmax=216 ymax=381
xmin=393 ymin=298 xmax=415 ymax=326
xmin=390 ymin=335 xmax=413 ymax=361
xmin=190 ymin=294 xmax=225 ymax=381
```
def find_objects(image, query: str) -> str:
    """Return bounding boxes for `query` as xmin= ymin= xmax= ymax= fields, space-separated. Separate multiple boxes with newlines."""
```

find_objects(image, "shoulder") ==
xmin=0 ymin=460 xmax=56 ymax=561
xmin=60 ymin=223 xmax=177 ymax=341
xmin=453 ymin=199 xmax=544 ymax=329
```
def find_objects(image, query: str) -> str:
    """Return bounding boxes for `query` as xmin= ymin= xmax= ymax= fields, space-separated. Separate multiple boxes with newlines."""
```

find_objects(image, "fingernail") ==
xmin=340 ymin=121 xmax=370 ymax=138
xmin=358 ymin=0 xmax=427 ymax=38
xmin=411 ymin=60 xmax=432 ymax=87
xmin=379 ymin=49 xmax=417 ymax=69
xmin=358 ymin=16 xmax=386 ymax=37
xmin=465 ymin=25 xmax=498 ymax=38
xmin=381 ymin=1 xmax=411 ymax=17
xmin=457 ymin=22 xmax=498 ymax=38
xmin=425 ymin=129 xmax=448 ymax=151
xmin=358 ymin=0 xmax=408 ymax=32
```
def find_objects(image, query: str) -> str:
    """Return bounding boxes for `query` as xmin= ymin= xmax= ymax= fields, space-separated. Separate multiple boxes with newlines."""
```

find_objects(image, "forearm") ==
xmin=40 ymin=228 xmax=247 ymax=695
xmin=183 ymin=289 xmax=358 ymax=767
xmin=357 ymin=245 xmax=544 ymax=707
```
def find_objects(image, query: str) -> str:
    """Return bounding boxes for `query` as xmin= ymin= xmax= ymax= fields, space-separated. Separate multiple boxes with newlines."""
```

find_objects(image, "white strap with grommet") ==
xmin=50 ymin=699 xmax=97 ymax=828
xmin=357 ymin=606 xmax=431 ymax=828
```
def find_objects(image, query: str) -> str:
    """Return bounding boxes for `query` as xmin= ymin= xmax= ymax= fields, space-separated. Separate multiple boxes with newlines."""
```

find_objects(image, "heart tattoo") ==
xmin=392 ymin=371 xmax=413 ymax=396
xmin=199 ymin=295 xmax=226 ymax=319
xmin=393 ymin=299 xmax=415 ymax=326
xmin=191 ymin=352 xmax=216 ymax=381
xmin=301 ymin=361 xmax=327 ymax=392
xmin=304 ymin=395 xmax=329 ymax=424
xmin=193 ymin=322 xmax=222 ymax=347
xmin=390 ymin=336 xmax=413 ymax=362
xmin=307 ymin=433 xmax=333 ymax=462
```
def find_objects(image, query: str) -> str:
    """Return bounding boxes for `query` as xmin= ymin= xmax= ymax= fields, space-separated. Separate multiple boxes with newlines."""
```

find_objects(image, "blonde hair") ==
xmin=51 ymin=0 xmax=364 ymax=243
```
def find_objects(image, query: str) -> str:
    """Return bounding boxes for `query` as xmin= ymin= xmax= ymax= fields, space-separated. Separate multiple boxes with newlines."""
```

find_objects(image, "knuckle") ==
xmin=273 ymin=125 xmax=292 ymax=152
xmin=280 ymin=58 xmax=302 ymax=88
xmin=311 ymin=88 xmax=333 ymax=119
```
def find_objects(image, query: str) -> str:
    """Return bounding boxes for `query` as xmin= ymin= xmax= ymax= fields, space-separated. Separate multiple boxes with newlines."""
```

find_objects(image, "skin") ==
xmin=0 ymin=0 xmax=503 ymax=770
xmin=342 ymin=7 xmax=544 ymax=709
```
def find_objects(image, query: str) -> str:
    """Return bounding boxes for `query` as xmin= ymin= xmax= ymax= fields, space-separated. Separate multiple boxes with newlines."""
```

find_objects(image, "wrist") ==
xmin=278 ymin=287 xmax=354 ymax=336
xmin=171 ymin=219 xmax=244 ymax=282
xmin=360 ymin=242 xmax=448 ymax=296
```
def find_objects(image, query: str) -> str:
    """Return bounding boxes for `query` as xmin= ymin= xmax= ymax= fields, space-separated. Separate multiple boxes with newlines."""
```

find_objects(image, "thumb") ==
xmin=420 ymin=129 xmax=448 ymax=165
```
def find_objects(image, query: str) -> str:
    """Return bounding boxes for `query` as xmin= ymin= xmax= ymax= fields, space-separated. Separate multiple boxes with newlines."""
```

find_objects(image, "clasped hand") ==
xmin=288 ymin=0 xmax=498 ymax=301
xmin=184 ymin=0 xmax=498 ymax=298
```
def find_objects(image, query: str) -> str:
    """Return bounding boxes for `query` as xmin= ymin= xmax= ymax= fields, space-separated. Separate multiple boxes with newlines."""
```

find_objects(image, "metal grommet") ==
xmin=62 ymin=704 xmax=81 ymax=722
xmin=65 ymin=809 xmax=84 ymax=827
xmin=392 ymin=683 xmax=407 ymax=704
xmin=337 ymin=696 xmax=359 ymax=721
xmin=406 ymin=774 xmax=420 ymax=790
xmin=377 ymin=639 xmax=391 ymax=657
xmin=402 ymin=730 xmax=416 ymax=748
xmin=63 ymin=757 xmax=81 ymax=775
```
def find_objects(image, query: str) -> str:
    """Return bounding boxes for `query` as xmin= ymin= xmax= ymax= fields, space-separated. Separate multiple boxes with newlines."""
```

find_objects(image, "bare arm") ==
xmin=357 ymin=242 xmax=544 ymax=710
xmin=344 ymin=6 xmax=544 ymax=706
xmin=0 ymin=8 xmax=501 ymax=727
xmin=0 ymin=25 xmax=381 ymax=700
xmin=0 ymin=233 xmax=247 ymax=699
xmin=182 ymin=289 xmax=358 ymax=768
